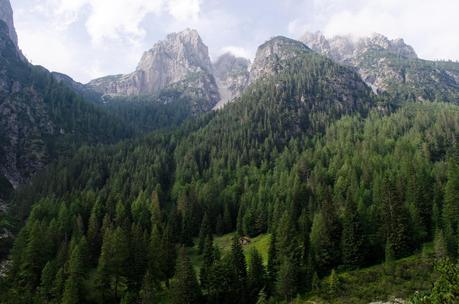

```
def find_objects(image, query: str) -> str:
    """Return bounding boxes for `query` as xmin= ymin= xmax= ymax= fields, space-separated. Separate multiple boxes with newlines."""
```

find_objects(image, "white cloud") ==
xmin=167 ymin=0 xmax=202 ymax=21
xmin=12 ymin=0 xmax=459 ymax=83
xmin=219 ymin=46 xmax=251 ymax=59
xmin=319 ymin=0 xmax=459 ymax=61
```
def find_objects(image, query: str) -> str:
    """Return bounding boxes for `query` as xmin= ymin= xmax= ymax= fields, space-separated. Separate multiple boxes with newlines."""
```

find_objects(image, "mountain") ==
xmin=5 ymin=33 xmax=459 ymax=304
xmin=87 ymin=29 xmax=220 ymax=113
xmin=301 ymin=31 xmax=459 ymax=102
xmin=0 ymin=0 xmax=21 ymax=58
xmin=0 ymin=19 xmax=128 ymax=195
xmin=213 ymin=53 xmax=250 ymax=109
xmin=51 ymin=72 xmax=102 ymax=103
xmin=249 ymin=36 xmax=312 ymax=83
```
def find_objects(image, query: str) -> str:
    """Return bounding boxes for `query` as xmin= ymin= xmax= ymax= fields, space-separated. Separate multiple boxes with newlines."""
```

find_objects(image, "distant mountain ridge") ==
xmin=301 ymin=31 xmax=459 ymax=102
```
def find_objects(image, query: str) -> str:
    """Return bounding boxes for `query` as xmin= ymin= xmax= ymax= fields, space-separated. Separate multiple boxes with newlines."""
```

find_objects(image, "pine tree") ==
xmin=443 ymin=153 xmax=459 ymax=255
xmin=310 ymin=200 xmax=341 ymax=275
xmin=128 ymin=223 xmax=148 ymax=290
xmin=62 ymin=237 xmax=88 ymax=304
xmin=198 ymin=213 xmax=211 ymax=254
xmin=248 ymin=248 xmax=266 ymax=302
xmin=382 ymin=174 xmax=411 ymax=259
xmin=327 ymin=269 xmax=340 ymax=295
xmin=140 ymin=270 xmax=157 ymax=304
xmin=200 ymin=234 xmax=217 ymax=293
xmin=256 ymin=289 xmax=268 ymax=304
xmin=267 ymin=234 xmax=278 ymax=296
xmin=111 ymin=226 xmax=129 ymax=297
xmin=38 ymin=261 xmax=57 ymax=302
xmin=341 ymin=197 xmax=366 ymax=269
xmin=276 ymin=256 xmax=298 ymax=301
xmin=95 ymin=228 xmax=114 ymax=302
xmin=171 ymin=248 xmax=202 ymax=304
xmin=230 ymin=235 xmax=247 ymax=303
xmin=161 ymin=222 xmax=177 ymax=286
xmin=384 ymin=240 xmax=395 ymax=275
xmin=434 ymin=229 xmax=448 ymax=259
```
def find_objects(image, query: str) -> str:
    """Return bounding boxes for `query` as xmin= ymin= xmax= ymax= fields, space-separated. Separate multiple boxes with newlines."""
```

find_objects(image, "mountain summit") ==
xmin=87 ymin=29 xmax=220 ymax=111
xmin=301 ymin=31 xmax=459 ymax=101
xmin=0 ymin=0 xmax=17 ymax=49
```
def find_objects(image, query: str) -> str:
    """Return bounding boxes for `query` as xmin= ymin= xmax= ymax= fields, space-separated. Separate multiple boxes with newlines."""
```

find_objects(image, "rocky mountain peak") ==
xmin=299 ymin=31 xmax=331 ymax=56
xmin=137 ymin=28 xmax=213 ymax=78
xmin=87 ymin=29 xmax=220 ymax=112
xmin=302 ymin=31 xmax=417 ymax=61
xmin=249 ymin=36 xmax=311 ymax=83
xmin=0 ymin=0 xmax=17 ymax=50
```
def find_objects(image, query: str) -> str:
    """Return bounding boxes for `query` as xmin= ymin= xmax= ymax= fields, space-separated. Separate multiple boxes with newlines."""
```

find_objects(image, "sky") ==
xmin=11 ymin=0 xmax=459 ymax=83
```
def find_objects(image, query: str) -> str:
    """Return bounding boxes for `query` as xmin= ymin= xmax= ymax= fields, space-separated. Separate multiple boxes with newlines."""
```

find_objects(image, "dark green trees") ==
xmin=248 ymin=248 xmax=266 ymax=302
xmin=171 ymin=248 xmax=202 ymax=304
xmin=62 ymin=238 xmax=88 ymax=304
xmin=341 ymin=198 xmax=366 ymax=269
xmin=382 ymin=174 xmax=412 ymax=259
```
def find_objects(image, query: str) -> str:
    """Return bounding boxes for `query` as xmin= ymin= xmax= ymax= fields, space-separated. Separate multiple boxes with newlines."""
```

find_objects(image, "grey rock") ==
xmin=0 ymin=0 xmax=17 ymax=50
xmin=87 ymin=29 xmax=220 ymax=112
xmin=249 ymin=36 xmax=311 ymax=83
xmin=301 ymin=31 xmax=459 ymax=101
xmin=213 ymin=53 xmax=250 ymax=109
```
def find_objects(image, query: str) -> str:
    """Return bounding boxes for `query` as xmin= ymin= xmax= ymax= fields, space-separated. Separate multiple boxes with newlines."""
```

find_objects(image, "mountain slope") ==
xmin=301 ymin=32 xmax=459 ymax=103
xmin=0 ymin=20 xmax=129 ymax=192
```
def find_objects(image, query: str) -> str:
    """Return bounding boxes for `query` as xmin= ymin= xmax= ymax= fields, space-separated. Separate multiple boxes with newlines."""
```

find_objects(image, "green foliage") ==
xmin=171 ymin=248 xmax=202 ymax=304
xmin=2 ymin=43 xmax=459 ymax=304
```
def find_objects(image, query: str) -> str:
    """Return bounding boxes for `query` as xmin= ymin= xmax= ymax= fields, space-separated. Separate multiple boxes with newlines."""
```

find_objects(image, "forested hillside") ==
xmin=0 ymin=20 xmax=130 ymax=195
xmin=2 ymin=1 xmax=459 ymax=301
xmin=1 ymin=41 xmax=458 ymax=302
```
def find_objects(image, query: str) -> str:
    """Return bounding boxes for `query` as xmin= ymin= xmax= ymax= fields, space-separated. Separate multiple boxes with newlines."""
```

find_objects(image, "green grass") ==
xmin=188 ymin=233 xmax=272 ymax=272
xmin=302 ymin=244 xmax=436 ymax=304
xmin=187 ymin=235 xmax=435 ymax=303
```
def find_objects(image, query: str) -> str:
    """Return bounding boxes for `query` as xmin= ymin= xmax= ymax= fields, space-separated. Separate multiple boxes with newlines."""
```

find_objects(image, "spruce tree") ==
xmin=248 ymin=248 xmax=266 ymax=302
xmin=171 ymin=248 xmax=202 ymax=304
xmin=341 ymin=197 xmax=366 ymax=269
xmin=198 ymin=213 xmax=211 ymax=254
xmin=230 ymin=235 xmax=247 ymax=303
xmin=276 ymin=256 xmax=298 ymax=301
xmin=267 ymin=234 xmax=278 ymax=296
xmin=62 ymin=237 xmax=88 ymax=304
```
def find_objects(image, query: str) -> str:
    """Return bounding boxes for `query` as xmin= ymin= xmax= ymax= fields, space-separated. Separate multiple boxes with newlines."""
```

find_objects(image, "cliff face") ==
xmin=249 ymin=36 xmax=312 ymax=84
xmin=213 ymin=53 xmax=250 ymax=109
xmin=0 ymin=0 xmax=17 ymax=51
xmin=87 ymin=29 xmax=220 ymax=112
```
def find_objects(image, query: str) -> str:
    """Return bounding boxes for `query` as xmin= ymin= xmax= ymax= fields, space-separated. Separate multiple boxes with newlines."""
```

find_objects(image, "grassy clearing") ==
xmin=188 ymin=233 xmax=271 ymax=272
xmin=302 ymin=244 xmax=436 ymax=304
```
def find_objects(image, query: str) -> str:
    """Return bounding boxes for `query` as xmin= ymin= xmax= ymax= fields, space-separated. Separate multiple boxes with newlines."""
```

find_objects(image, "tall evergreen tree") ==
xmin=62 ymin=237 xmax=88 ymax=304
xmin=341 ymin=197 xmax=366 ymax=269
xmin=230 ymin=235 xmax=247 ymax=303
xmin=248 ymin=248 xmax=266 ymax=302
xmin=198 ymin=213 xmax=212 ymax=254
xmin=171 ymin=248 xmax=202 ymax=304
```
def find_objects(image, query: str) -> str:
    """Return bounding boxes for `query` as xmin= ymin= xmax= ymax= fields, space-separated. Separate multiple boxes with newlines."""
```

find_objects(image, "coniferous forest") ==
xmin=2 ymin=55 xmax=459 ymax=303
xmin=1 ymin=1 xmax=459 ymax=303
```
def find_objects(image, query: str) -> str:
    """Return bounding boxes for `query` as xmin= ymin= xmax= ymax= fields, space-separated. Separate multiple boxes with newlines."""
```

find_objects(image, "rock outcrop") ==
xmin=300 ymin=31 xmax=459 ymax=102
xmin=213 ymin=53 xmax=250 ymax=109
xmin=0 ymin=0 xmax=17 ymax=51
xmin=249 ymin=36 xmax=311 ymax=83
xmin=87 ymin=29 xmax=220 ymax=112
xmin=301 ymin=31 xmax=417 ymax=64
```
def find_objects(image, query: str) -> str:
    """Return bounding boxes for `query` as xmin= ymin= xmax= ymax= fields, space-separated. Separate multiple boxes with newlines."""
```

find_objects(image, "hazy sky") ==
xmin=11 ymin=0 xmax=459 ymax=83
